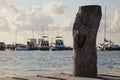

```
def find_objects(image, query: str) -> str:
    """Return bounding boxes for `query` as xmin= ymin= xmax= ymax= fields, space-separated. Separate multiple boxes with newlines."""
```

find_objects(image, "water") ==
xmin=97 ymin=51 xmax=120 ymax=73
xmin=0 ymin=51 xmax=120 ymax=77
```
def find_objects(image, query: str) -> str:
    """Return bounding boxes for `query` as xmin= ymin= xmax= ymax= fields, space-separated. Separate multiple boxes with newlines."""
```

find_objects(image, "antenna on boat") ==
xmin=51 ymin=38 xmax=53 ymax=43
xmin=42 ymin=25 xmax=44 ymax=36
xmin=104 ymin=6 xmax=107 ymax=43
xmin=32 ymin=30 xmax=34 ymax=38
xmin=57 ymin=27 xmax=59 ymax=36
xmin=57 ymin=24 xmax=60 ymax=37
xmin=15 ymin=30 xmax=17 ymax=44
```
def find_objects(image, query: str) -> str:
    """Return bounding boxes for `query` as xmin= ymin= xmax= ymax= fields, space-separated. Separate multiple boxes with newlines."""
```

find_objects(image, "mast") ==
xmin=32 ymin=30 xmax=34 ymax=38
xmin=42 ymin=25 xmax=44 ymax=36
xmin=56 ymin=25 xmax=60 ymax=37
xmin=15 ymin=30 xmax=17 ymax=44
xmin=57 ymin=26 xmax=59 ymax=36
xmin=104 ymin=6 xmax=107 ymax=43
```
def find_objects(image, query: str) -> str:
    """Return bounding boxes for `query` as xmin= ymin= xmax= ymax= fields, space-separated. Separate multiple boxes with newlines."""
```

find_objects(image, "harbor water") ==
xmin=0 ymin=51 xmax=120 ymax=77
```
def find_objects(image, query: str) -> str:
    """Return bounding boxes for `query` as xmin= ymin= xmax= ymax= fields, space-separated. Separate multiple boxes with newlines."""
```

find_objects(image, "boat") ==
xmin=15 ymin=46 xmax=29 ymax=51
xmin=0 ymin=42 xmax=6 ymax=51
xmin=97 ymin=40 xmax=120 ymax=51
xmin=105 ymin=45 xmax=120 ymax=50
xmin=97 ymin=6 xmax=120 ymax=51
xmin=15 ymin=40 xmax=39 ymax=51
xmin=39 ymin=36 xmax=50 ymax=51
xmin=50 ymin=36 xmax=73 ymax=51
xmin=27 ymin=38 xmax=39 ymax=50
xmin=15 ymin=44 xmax=29 ymax=51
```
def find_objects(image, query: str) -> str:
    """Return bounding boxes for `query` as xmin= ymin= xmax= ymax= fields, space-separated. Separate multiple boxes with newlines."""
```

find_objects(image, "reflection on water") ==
xmin=0 ymin=51 xmax=120 ymax=77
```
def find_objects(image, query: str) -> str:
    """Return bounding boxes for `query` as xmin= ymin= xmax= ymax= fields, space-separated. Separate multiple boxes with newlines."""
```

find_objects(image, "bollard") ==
xmin=73 ymin=5 xmax=102 ymax=77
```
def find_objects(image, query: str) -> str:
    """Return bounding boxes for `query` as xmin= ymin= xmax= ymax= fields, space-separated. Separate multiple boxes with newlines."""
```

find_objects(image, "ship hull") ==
xmin=51 ymin=47 xmax=73 ymax=51
xmin=39 ymin=47 xmax=50 ymax=51
xmin=105 ymin=47 xmax=120 ymax=51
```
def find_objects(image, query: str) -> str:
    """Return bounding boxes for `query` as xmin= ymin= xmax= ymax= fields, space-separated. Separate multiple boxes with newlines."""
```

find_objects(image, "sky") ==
xmin=0 ymin=0 xmax=120 ymax=46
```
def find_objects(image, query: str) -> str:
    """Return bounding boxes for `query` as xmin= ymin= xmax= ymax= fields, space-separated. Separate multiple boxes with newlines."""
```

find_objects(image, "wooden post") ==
xmin=73 ymin=5 xmax=102 ymax=77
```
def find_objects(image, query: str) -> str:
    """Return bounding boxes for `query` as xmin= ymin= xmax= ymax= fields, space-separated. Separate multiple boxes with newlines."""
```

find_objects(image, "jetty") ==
xmin=0 ymin=73 xmax=120 ymax=80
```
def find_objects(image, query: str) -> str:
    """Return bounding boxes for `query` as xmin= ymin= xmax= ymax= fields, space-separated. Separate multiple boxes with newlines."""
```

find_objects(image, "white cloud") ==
xmin=48 ymin=20 xmax=74 ymax=32
xmin=43 ymin=1 xmax=67 ymax=15
xmin=16 ymin=5 xmax=54 ymax=31
xmin=0 ymin=0 xmax=54 ymax=31
xmin=99 ymin=19 xmax=112 ymax=33
xmin=48 ymin=24 xmax=60 ymax=31
xmin=61 ymin=20 xmax=73 ymax=31
xmin=108 ymin=9 xmax=120 ymax=33
xmin=0 ymin=0 xmax=20 ymax=31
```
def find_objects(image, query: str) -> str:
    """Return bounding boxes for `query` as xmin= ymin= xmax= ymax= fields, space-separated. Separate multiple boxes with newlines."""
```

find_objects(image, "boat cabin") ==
xmin=39 ymin=36 xmax=50 ymax=50
xmin=0 ymin=42 xmax=5 ymax=50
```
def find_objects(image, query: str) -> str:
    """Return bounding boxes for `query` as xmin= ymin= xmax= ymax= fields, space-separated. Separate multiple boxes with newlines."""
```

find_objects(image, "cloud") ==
xmin=108 ymin=9 xmax=120 ymax=33
xmin=43 ymin=1 xmax=67 ymax=15
xmin=16 ymin=5 xmax=54 ymax=31
xmin=0 ymin=0 xmax=54 ymax=32
xmin=61 ymin=20 xmax=74 ymax=31
xmin=48 ymin=24 xmax=60 ymax=31
xmin=0 ymin=0 xmax=20 ymax=31
xmin=99 ymin=18 xmax=112 ymax=33
xmin=48 ymin=20 xmax=74 ymax=32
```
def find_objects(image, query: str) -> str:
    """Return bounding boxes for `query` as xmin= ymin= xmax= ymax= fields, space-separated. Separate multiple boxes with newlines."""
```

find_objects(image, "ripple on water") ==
xmin=0 ymin=51 xmax=120 ymax=77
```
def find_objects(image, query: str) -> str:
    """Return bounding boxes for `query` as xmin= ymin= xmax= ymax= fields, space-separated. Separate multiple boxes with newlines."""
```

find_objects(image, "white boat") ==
xmin=15 ymin=44 xmax=29 ymax=51
xmin=0 ymin=42 xmax=5 ymax=51
xmin=97 ymin=7 xmax=120 ymax=51
xmin=15 ymin=46 xmax=29 ymax=51
xmin=50 ymin=36 xmax=72 ymax=51
xmin=103 ymin=40 xmax=120 ymax=50
xmin=39 ymin=36 xmax=50 ymax=51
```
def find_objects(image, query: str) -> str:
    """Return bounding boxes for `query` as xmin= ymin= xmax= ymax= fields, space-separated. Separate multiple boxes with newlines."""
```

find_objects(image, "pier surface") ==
xmin=0 ymin=73 xmax=120 ymax=80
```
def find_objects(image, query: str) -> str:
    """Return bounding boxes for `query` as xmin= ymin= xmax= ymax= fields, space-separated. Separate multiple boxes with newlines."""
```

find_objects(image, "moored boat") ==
xmin=0 ymin=42 xmax=6 ymax=51
xmin=39 ymin=36 xmax=50 ymax=51
xmin=15 ymin=44 xmax=29 ymax=51
xmin=97 ymin=7 xmax=120 ymax=51
xmin=50 ymin=36 xmax=72 ymax=51
xmin=15 ymin=46 xmax=29 ymax=51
